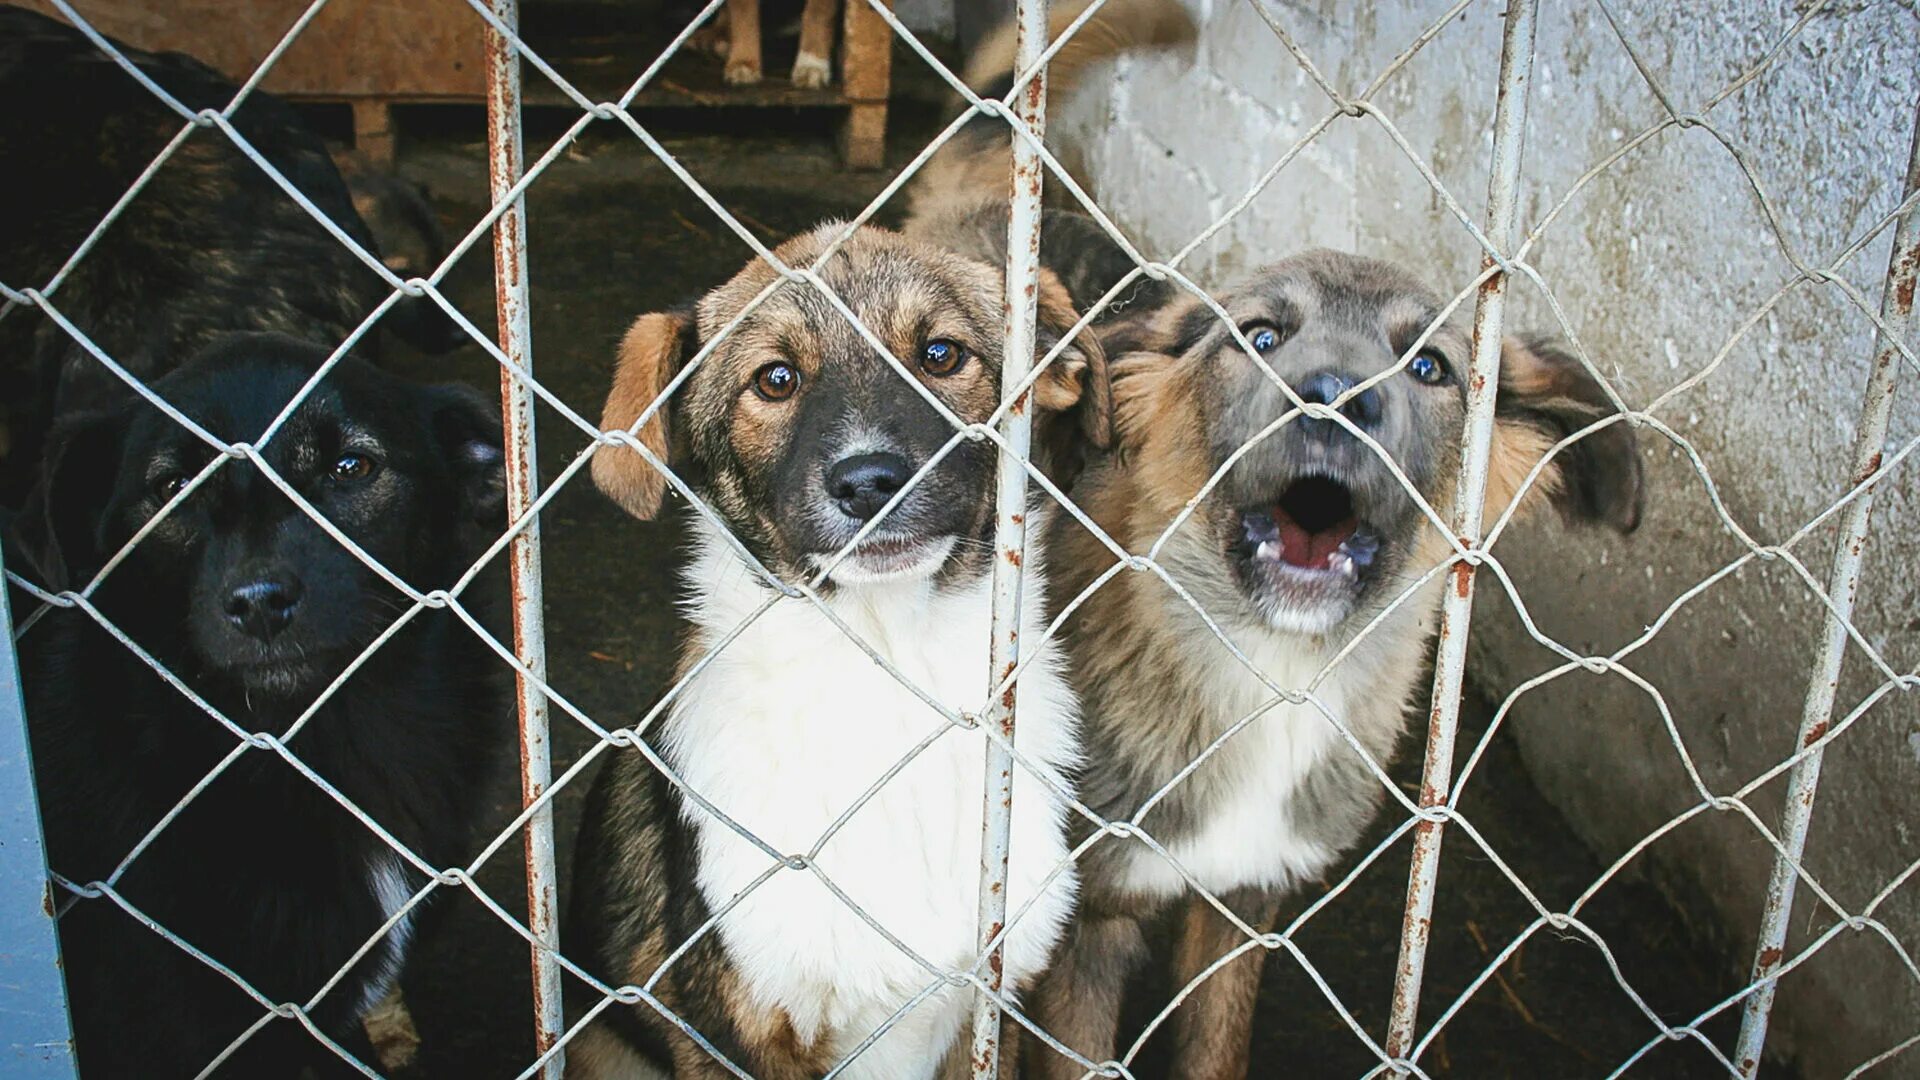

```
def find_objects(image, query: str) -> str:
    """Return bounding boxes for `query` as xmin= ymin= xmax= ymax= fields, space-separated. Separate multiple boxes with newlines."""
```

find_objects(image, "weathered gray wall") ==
xmin=1056 ymin=0 xmax=1920 ymax=1074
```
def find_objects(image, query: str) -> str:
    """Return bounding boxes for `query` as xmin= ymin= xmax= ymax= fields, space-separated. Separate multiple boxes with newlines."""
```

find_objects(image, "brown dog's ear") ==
xmin=1031 ymin=267 xmax=1113 ymax=450
xmin=1094 ymin=291 xmax=1211 ymax=361
xmin=592 ymin=311 xmax=694 ymax=520
xmin=1027 ymin=268 xmax=1113 ymax=490
xmin=1493 ymin=334 xmax=1644 ymax=533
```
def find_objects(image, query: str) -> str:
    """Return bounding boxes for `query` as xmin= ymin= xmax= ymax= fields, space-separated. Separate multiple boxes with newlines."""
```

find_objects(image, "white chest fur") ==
xmin=1111 ymin=537 xmax=1436 ymax=902
xmin=1117 ymin=629 xmax=1354 ymax=899
xmin=357 ymin=853 xmax=418 ymax=1016
xmin=663 ymin=519 xmax=1080 ymax=1078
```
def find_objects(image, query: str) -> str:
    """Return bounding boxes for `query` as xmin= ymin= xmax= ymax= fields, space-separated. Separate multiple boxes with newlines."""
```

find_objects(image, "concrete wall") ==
xmin=1055 ymin=0 xmax=1920 ymax=1074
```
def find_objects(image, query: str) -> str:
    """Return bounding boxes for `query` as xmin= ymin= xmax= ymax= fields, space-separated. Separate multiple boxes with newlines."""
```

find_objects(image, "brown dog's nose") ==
xmin=224 ymin=575 xmax=304 ymax=642
xmin=826 ymin=452 xmax=911 ymax=521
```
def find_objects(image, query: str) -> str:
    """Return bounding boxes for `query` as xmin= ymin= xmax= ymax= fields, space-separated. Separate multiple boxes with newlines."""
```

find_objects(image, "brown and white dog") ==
xmin=566 ymin=221 xmax=1106 ymax=1079
xmin=1025 ymin=253 xmax=1645 ymax=1079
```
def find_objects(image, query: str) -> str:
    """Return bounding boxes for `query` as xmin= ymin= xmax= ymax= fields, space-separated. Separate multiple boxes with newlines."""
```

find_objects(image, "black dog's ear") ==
xmin=426 ymin=383 xmax=507 ymax=526
xmin=592 ymin=311 xmax=695 ymax=520
xmin=11 ymin=409 xmax=127 ymax=590
xmin=1493 ymin=334 xmax=1644 ymax=533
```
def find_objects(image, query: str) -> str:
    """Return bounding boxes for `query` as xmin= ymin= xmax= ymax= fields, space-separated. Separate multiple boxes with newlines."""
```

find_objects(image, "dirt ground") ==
xmin=365 ymin=93 xmax=1783 ymax=1079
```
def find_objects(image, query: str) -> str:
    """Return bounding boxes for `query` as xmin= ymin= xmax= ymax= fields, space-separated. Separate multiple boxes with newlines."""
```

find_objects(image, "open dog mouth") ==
xmin=1238 ymin=476 xmax=1381 ymax=581
xmin=1232 ymin=476 xmax=1383 ymax=629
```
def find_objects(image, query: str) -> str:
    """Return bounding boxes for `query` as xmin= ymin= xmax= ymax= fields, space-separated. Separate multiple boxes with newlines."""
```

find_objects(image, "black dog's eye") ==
xmin=1243 ymin=323 xmax=1282 ymax=353
xmin=330 ymin=452 xmax=378 ymax=481
xmin=1408 ymin=349 xmax=1452 ymax=385
xmin=919 ymin=339 xmax=969 ymax=377
xmin=753 ymin=362 xmax=800 ymax=402
xmin=153 ymin=472 xmax=190 ymax=500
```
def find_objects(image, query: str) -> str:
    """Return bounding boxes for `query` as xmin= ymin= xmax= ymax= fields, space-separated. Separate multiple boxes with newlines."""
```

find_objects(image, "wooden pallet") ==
xmin=18 ymin=0 xmax=893 ymax=168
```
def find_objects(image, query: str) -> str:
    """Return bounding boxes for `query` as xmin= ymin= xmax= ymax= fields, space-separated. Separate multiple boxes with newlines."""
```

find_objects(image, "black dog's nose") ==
xmin=224 ymin=575 xmax=305 ymax=642
xmin=825 ymin=452 xmax=911 ymax=521
xmin=1295 ymin=371 xmax=1383 ymax=429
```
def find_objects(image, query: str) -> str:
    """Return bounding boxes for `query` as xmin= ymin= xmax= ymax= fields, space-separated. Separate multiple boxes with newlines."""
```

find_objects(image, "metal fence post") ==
xmin=1384 ymin=0 xmax=1540 ymax=1068
xmin=970 ymin=0 xmax=1049 ymax=1074
xmin=485 ymin=1 xmax=565 ymax=1074
xmin=0 ymin=557 xmax=79 ymax=1077
xmin=1731 ymin=99 xmax=1920 ymax=1079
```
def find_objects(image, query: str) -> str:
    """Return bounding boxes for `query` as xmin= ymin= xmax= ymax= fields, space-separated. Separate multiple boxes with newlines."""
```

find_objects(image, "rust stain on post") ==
xmin=486 ymin=0 xmax=563 ymax=1073
xmin=1386 ymin=0 xmax=1539 ymax=1068
xmin=1735 ymin=99 xmax=1920 ymax=1076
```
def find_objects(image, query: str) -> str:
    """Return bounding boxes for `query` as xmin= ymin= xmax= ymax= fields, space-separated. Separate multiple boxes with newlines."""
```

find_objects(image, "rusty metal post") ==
xmin=1383 ymin=0 xmax=1539 ymax=1068
xmin=1732 ymin=102 xmax=1920 ymax=1078
xmin=485 ymin=2 xmax=564 ymax=1074
xmin=970 ymin=0 xmax=1048 ymax=1075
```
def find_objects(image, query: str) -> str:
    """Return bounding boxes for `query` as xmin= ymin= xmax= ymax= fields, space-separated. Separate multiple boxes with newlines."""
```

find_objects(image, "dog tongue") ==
xmin=1274 ymin=511 xmax=1358 ymax=569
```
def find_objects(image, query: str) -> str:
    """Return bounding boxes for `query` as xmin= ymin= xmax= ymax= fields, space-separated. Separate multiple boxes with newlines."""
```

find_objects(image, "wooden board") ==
xmin=15 ymin=0 xmax=486 ymax=100
xmin=19 ymin=0 xmax=893 ymax=168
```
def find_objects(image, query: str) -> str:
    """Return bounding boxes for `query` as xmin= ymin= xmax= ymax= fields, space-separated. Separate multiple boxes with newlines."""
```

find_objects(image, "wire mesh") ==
xmin=0 ymin=0 xmax=1915 ymax=1078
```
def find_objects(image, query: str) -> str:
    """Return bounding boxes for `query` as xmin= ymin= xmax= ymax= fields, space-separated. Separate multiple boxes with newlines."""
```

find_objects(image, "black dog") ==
xmin=6 ymin=333 xmax=508 ymax=1078
xmin=0 ymin=5 xmax=465 ymax=500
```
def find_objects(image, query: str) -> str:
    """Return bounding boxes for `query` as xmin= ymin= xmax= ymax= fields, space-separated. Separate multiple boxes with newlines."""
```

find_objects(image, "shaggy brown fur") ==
xmin=1026 ymin=250 xmax=1644 ymax=1079
xmin=906 ymin=0 xmax=1196 ymax=229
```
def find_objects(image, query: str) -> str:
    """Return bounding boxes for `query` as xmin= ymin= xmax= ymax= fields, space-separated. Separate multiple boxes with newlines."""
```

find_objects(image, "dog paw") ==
xmin=363 ymin=987 xmax=422 ymax=1073
xmin=791 ymin=52 xmax=832 ymax=88
xmin=725 ymin=59 xmax=764 ymax=85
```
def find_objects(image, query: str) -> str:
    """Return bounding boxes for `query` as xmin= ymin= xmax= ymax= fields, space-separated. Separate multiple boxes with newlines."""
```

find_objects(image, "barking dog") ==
xmin=568 ymin=219 xmax=1108 ymax=1079
xmin=1027 ymin=252 xmax=1645 ymax=1079
xmin=7 ymin=333 xmax=509 ymax=1078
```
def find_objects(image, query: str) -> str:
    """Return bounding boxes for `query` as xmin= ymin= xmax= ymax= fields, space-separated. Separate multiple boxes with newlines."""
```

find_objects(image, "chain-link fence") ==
xmin=1 ymin=0 xmax=1916 ymax=1077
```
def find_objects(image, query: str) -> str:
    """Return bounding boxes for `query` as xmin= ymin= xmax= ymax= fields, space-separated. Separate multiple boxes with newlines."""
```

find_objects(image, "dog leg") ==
xmin=362 ymin=985 xmax=421 ymax=1072
xmin=565 ymin=1021 xmax=672 ymax=1080
xmin=1168 ymin=889 xmax=1280 ymax=1080
xmin=724 ymin=0 xmax=764 ymax=85
xmin=1027 ymin=913 xmax=1147 ymax=1080
xmin=791 ymin=0 xmax=838 ymax=87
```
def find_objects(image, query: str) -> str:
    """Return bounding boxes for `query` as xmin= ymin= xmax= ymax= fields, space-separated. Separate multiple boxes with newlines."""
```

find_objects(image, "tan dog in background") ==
xmin=694 ymin=0 xmax=841 ymax=87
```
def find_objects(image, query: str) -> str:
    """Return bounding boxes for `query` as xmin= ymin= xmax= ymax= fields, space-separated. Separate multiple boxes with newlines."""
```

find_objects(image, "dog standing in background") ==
xmin=1025 ymin=253 xmax=1645 ymax=1079
xmin=690 ymin=0 xmax=842 ymax=88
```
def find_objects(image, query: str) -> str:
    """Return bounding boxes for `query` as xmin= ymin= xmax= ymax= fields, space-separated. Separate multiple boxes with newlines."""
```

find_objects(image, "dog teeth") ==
xmin=1330 ymin=552 xmax=1357 ymax=579
xmin=1344 ymin=532 xmax=1380 ymax=566
xmin=1255 ymin=540 xmax=1279 ymax=562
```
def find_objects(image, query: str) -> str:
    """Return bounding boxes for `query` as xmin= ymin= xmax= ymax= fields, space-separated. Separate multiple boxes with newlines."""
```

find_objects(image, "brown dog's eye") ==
xmin=919 ymin=340 xmax=969 ymax=377
xmin=331 ymin=452 xmax=378 ymax=481
xmin=753 ymin=362 xmax=800 ymax=402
